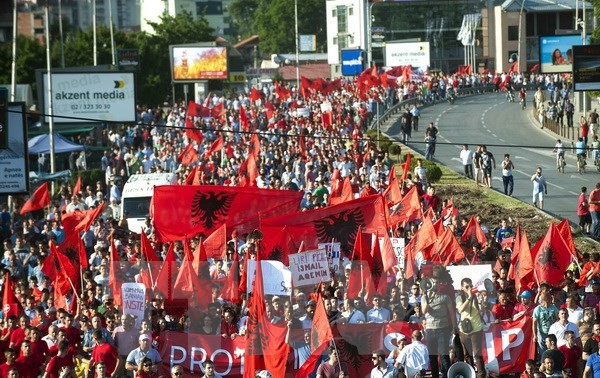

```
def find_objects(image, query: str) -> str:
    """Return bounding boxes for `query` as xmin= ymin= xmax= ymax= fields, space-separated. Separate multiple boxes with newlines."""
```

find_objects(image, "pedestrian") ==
xmin=565 ymin=99 xmax=575 ymax=127
xmin=531 ymin=167 xmax=548 ymax=209
xmin=414 ymin=159 xmax=428 ymax=192
xmin=581 ymin=116 xmax=590 ymax=146
xmin=501 ymin=154 xmax=515 ymax=196
xmin=425 ymin=130 xmax=436 ymax=161
xmin=411 ymin=104 xmax=420 ymax=131
xmin=473 ymin=145 xmax=482 ymax=186
xmin=578 ymin=187 xmax=592 ymax=234
xmin=480 ymin=146 xmax=495 ymax=188
xmin=589 ymin=183 xmax=600 ymax=238
xmin=425 ymin=123 xmax=439 ymax=156
xmin=589 ymin=109 xmax=599 ymax=139
xmin=401 ymin=114 xmax=411 ymax=145
xmin=460 ymin=144 xmax=474 ymax=179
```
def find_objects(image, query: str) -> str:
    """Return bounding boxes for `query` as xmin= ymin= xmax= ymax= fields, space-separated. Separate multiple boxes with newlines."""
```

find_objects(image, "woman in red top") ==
xmin=219 ymin=308 xmax=239 ymax=340
xmin=578 ymin=186 xmax=592 ymax=234
xmin=580 ymin=116 xmax=590 ymax=145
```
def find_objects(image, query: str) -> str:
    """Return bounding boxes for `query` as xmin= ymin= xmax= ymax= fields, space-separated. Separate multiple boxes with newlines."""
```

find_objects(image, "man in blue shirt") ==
xmin=495 ymin=219 xmax=514 ymax=244
xmin=584 ymin=348 xmax=600 ymax=378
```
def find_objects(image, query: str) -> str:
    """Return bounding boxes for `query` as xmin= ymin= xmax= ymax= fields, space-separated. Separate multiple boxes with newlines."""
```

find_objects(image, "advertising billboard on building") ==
xmin=170 ymin=45 xmax=228 ymax=81
xmin=42 ymin=72 xmax=136 ymax=123
xmin=0 ymin=102 xmax=28 ymax=195
xmin=385 ymin=41 xmax=430 ymax=68
xmin=341 ymin=49 xmax=364 ymax=76
xmin=573 ymin=44 xmax=600 ymax=91
xmin=539 ymin=34 xmax=590 ymax=73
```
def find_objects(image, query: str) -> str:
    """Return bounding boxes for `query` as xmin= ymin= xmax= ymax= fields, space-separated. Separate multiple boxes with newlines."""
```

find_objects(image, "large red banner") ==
xmin=158 ymin=319 xmax=533 ymax=377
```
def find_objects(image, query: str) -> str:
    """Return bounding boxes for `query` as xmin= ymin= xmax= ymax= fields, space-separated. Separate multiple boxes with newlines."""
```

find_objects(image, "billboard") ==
xmin=42 ymin=72 xmax=136 ymax=123
xmin=573 ymin=45 xmax=600 ymax=91
xmin=170 ymin=45 xmax=228 ymax=81
xmin=341 ymin=49 xmax=364 ymax=76
xmin=385 ymin=41 xmax=430 ymax=68
xmin=0 ymin=102 xmax=28 ymax=195
xmin=539 ymin=34 xmax=590 ymax=73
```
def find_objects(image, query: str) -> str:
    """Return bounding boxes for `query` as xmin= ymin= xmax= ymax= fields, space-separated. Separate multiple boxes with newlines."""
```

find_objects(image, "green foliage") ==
xmin=251 ymin=0 xmax=326 ymax=54
xmin=424 ymin=161 xmax=443 ymax=183
xmin=227 ymin=0 xmax=260 ymax=40
xmin=0 ymin=36 xmax=45 ymax=92
xmin=71 ymin=168 xmax=104 ymax=188
xmin=380 ymin=141 xmax=391 ymax=153
xmin=389 ymin=144 xmax=402 ymax=160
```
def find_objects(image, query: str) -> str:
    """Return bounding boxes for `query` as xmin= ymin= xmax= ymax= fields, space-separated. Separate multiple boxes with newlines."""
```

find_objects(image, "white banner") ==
xmin=247 ymin=260 xmax=292 ymax=296
xmin=447 ymin=265 xmax=493 ymax=291
xmin=318 ymin=243 xmax=341 ymax=272
xmin=385 ymin=42 xmax=431 ymax=69
xmin=289 ymin=249 xmax=331 ymax=287
xmin=42 ymin=72 xmax=136 ymax=123
xmin=390 ymin=237 xmax=405 ymax=269
xmin=122 ymin=282 xmax=146 ymax=328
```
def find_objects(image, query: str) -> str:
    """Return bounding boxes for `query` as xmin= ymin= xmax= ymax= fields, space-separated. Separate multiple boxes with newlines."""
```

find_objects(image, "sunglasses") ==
xmin=173 ymin=373 xmax=183 ymax=376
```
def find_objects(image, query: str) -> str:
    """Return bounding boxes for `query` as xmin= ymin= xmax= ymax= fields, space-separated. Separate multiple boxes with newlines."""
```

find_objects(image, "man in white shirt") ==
xmin=548 ymin=308 xmax=580 ymax=347
xmin=367 ymin=295 xmax=391 ymax=323
xmin=460 ymin=144 xmax=474 ymax=179
xmin=396 ymin=330 xmax=429 ymax=378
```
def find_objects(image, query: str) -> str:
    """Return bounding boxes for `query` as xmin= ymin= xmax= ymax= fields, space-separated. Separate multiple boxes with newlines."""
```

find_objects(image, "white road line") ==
xmin=547 ymin=182 xmax=564 ymax=190
xmin=569 ymin=191 xmax=579 ymax=196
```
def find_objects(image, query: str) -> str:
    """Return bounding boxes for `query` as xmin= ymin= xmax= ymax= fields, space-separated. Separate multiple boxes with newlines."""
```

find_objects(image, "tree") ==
xmin=227 ymin=0 xmax=260 ymax=40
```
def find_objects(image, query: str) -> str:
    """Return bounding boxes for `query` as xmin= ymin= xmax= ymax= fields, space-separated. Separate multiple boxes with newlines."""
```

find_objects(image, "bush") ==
xmin=424 ymin=161 xmax=443 ymax=183
xmin=380 ymin=142 xmax=391 ymax=153
xmin=389 ymin=144 xmax=402 ymax=161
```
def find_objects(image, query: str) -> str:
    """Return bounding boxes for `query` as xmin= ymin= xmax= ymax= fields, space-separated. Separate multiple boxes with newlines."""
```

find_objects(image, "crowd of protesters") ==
xmin=0 ymin=70 xmax=597 ymax=378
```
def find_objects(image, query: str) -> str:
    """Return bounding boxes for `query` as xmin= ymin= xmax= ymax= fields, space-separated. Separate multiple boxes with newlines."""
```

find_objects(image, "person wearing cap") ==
xmin=299 ymin=300 xmax=316 ymax=329
xmin=513 ymin=291 xmax=535 ymax=319
xmin=125 ymin=334 xmax=162 ymax=373
xmin=386 ymin=334 xmax=407 ymax=364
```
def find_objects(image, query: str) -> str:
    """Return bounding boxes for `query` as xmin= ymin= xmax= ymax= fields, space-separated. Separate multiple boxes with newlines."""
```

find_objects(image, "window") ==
xmin=196 ymin=1 xmax=223 ymax=16
xmin=536 ymin=13 xmax=557 ymax=36
xmin=348 ymin=7 xmax=353 ymax=16
xmin=338 ymin=35 xmax=348 ymax=49
xmin=337 ymin=6 xmax=347 ymax=33
xmin=332 ymin=9 xmax=336 ymax=17
xmin=333 ymin=37 xmax=338 ymax=45
xmin=507 ymin=25 xmax=519 ymax=41
xmin=559 ymin=12 xmax=574 ymax=29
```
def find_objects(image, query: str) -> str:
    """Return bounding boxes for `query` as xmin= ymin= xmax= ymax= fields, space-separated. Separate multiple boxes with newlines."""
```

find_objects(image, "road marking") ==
xmin=569 ymin=191 xmax=579 ymax=196
xmin=547 ymin=182 xmax=564 ymax=190
xmin=514 ymin=156 xmax=529 ymax=160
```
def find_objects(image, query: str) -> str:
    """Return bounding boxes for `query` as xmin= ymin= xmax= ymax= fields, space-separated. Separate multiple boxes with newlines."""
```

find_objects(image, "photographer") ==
xmin=456 ymin=278 xmax=486 ymax=378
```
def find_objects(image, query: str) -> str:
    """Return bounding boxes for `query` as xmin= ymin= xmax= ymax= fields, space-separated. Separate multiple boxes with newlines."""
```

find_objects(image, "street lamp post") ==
xmin=294 ymin=0 xmax=300 ymax=89
xmin=367 ymin=1 xmax=377 ymax=68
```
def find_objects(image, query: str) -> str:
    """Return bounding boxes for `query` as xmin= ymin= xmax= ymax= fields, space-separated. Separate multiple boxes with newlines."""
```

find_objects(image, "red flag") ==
xmin=222 ymin=253 xmax=241 ymax=304
xmin=187 ymin=100 xmax=209 ymax=118
xmin=321 ymin=111 xmax=333 ymax=128
xmin=58 ymin=232 xmax=88 ymax=269
xmin=185 ymin=118 xmax=204 ymax=143
xmin=2 ymin=273 xmax=20 ymax=318
xmin=204 ymin=136 xmax=223 ymax=160
xmin=261 ymin=195 xmax=388 ymax=258
xmin=430 ymin=227 xmax=465 ymax=265
xmin=211 ymin=103 xmax=225 ymax=119
xmin=380 ymin=231 xmax=397 ymax=273
xmin=178 ymin=143 xmax=198 ymax=166
xmin=109 ymin=238 xmax=123 ymax=307
xmin=20 ymin=182 xmax=51 ymax=214
xmin=154 ymin=243 xmax=177 ymax=301
xmin=461 ymin=216 xmax=487 ymax=248
xmin=388 ymin=185 xmax=422 ymax=226
xmin=140 ymin=231 xmax=160 ymax=262
xmin=400 ymin=154 xmax=412 ymax=182
xmin=509 ymin=60 xmax=519 ymax=73
xmin=244 ymin=252 xmax=289 ymax=377
xmin=172 ymin=248 xmax=211 ymax=310
xmin=370 ymin=233 xmax=388 ymax=296
xmin=404 ymin=215 xmax=436 ymax=279
xmin=530 ymin=63 xmax=540 ymax=73
xmin=204 ymin=224 xmax=227 ymax=259
xmin=531 ymin=222 xmax=572 ymax=287
xmin=238 ymin=153 xmax=259 ymax=187
xmin=259 ymin=226 xmax=297 ymax=266
xmin=274 ymin=81 xmax=291 ymax=99
xmin=300 ymin=76 xmax=314 ymax=97
xmin=347 ymin=228 xmax=374 ymax=298
xmin=239 ymin=105 xmax=249 ymax=131
xmin=51 ymin=241 xmax=80 ymax=294
xmin=329 ymin=176 xmax=354 ymax=205
xmin=73 ymin=176 xmax=82 ymax=195
xmin=248 ymin=134 xmax=261 ymax=158
xmin=249 ymin=88 xmax=263 ymax=102
xmin=61 ymin=202 xmax=105 ymax=234
xmin=384 ymin=165 xmax=402 ymax=206
xmin=152 ymin=185 xmax=302 ymax=241
xmin=508 ymin=227 xmax=535 ymax=291
xmin=184 ymin=166 xmax=198 ymax=185
xmin=557 ymin=219 xmax=577 ymax=258
xmin=193 ymin=238 xmax=208 ymax=275
xmin=295 ymin=294 xmax=333 ymax=377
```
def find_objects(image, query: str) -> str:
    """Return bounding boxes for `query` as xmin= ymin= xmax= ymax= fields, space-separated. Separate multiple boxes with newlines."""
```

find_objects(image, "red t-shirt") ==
xmin=91 ymin=343 xmax=119 ymax=376
xmin=15 ymin=356 xmax=39 ymax=378
xmin=579 ymin=193 xmax=591 ymax=216
xmin=28 ymin=339 xmax=50 ymax=366
xmin=0 ymin=362 xmax=22 ymax=378
xmin=589 ymin=189 xmax=600 ymax=212
xmin=558 ymin=344 xmax=582 ymax=375
xmin=492 ymin=303 xmax=515 ymax=320
xmin=45 ymin=354 xmax=75 ymax=378
xmin=60 ymin=326 xmax=81 ymax=346
xmin=9 ymin=328 xmax=26 ymax=349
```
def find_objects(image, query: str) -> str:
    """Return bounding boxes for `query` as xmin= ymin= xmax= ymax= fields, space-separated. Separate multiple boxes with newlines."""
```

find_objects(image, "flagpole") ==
xmin=297 ymin=241 xmax=304 ymax=253
xmin=331 ymin=338 xmax=344 ymax=373
xmin=65 ymin=275 xmax=81 ymax=301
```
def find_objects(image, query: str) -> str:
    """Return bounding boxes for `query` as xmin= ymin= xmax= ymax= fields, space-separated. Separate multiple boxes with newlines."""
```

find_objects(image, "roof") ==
xmin=280 ymin=63 xmax=330 ymax=81
xmin=234 ymin=35 xmax=259 ymax=49
xmin=501 ymin=0 xmax=592 ymax=12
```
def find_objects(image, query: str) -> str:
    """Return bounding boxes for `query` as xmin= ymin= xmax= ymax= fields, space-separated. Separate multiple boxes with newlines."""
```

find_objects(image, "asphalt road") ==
xmin=381 ymin=92 xmax=600 ymax=223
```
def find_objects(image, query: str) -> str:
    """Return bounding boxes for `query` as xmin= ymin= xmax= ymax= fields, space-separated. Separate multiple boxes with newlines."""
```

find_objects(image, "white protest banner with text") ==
xmin=289 ymin=249 xmax=331 ymax=287
xmin=447 ymin=264 xmax=493 ymax=291
xmin=122 ymin=282 xmax=146 ymax=328
xmin=247 ymin=260 xmax=292 ymax=296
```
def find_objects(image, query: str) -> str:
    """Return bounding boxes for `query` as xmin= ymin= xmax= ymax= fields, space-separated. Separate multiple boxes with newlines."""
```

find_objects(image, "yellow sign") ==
xmin=228 ymin=73 xmax=247 ymax=83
